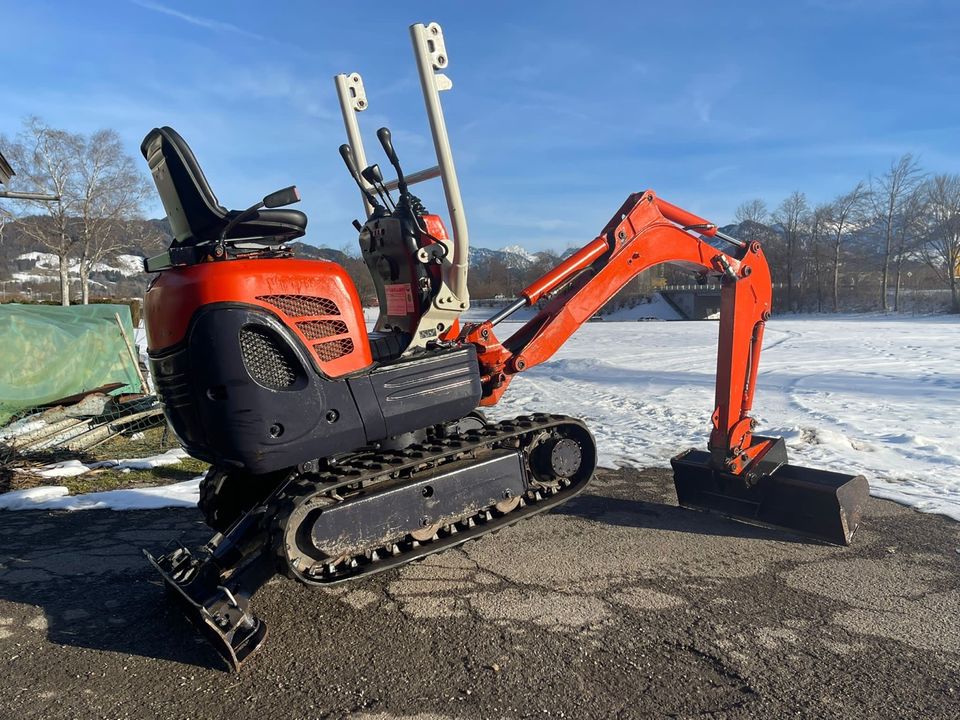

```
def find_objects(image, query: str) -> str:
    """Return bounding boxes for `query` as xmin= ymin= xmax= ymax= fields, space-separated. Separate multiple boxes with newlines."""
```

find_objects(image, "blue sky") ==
xmin=2 ymin=1 xmax=958 ymax=252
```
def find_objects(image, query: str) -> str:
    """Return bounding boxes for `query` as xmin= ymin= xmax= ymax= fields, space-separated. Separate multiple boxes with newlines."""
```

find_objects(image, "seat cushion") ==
xmin=223 ymin=208 xmax=307 ymax=243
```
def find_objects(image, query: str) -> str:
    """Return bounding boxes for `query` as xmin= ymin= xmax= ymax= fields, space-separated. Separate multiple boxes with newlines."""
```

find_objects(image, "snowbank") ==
xmin=0 ymin=477 xmax=201 ymax=511
xmin=601 ymin=293 xmax=683 ymax=321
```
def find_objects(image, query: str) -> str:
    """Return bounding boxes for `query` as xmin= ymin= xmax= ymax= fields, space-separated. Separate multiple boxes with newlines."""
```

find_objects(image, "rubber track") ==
xmin=270 ymin=413 xmax=595 ymax=586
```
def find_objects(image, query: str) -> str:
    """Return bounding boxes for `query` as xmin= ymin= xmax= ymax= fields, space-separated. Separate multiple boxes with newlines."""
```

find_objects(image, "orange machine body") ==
xmin=145 ymin=257 xmax=373 ymax=378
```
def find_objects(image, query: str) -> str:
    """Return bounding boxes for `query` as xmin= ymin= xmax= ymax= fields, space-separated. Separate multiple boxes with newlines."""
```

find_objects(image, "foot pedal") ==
xmin=671 ymin=436 xmax=869 ymax=545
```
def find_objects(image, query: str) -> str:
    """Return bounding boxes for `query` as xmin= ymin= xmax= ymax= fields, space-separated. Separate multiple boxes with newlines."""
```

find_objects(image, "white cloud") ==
xmin=131 ymin=0 xmax=265 ymax=41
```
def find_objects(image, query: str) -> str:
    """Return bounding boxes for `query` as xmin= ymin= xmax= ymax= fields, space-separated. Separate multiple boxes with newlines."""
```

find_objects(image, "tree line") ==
xmin=730 ymin=155 xmax=960 ymax=314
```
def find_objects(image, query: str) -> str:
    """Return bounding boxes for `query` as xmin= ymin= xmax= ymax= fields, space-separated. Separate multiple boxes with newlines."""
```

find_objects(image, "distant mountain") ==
xmin=469 ymin=244 xmax=560 ymax=270
xmin=0 ymin=217 xmax=172 ymax=300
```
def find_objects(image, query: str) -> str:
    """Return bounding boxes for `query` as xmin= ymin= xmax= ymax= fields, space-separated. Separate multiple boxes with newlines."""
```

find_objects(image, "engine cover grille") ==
xmin=240 ymin=327 xmax=297 ymax=389
xmin=313 ymin=338 xmax=355 ymax=362
xmin=257 ymin=294 xmax=340 ymax=318
xmin=297 ymin=319 xmax=349 ymax=340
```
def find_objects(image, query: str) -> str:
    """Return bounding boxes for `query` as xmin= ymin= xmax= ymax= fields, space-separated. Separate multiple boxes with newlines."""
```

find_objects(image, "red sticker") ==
xmin=385 ymin=284 xmax=414 ymax=315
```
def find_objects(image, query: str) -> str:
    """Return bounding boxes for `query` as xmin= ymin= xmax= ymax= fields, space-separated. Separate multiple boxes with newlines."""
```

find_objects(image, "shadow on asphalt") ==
xmin=556 ymin=490 xmax=811 ymax=543
xmin=0 ymin=488 xmax=805 ymax=671
xmin=0 ymin=507 xmax=222 ymax=668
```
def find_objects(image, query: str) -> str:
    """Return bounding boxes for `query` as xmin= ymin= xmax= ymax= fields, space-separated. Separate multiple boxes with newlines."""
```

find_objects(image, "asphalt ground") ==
xmin=0 ymin=467 xmax=958 ymax=720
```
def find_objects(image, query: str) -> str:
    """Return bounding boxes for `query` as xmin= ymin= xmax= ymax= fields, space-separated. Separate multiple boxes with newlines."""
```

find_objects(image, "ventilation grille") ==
xmin=256 ymin=294 xmax=357 ymax=366
xmin=240 ymin=327 xmax=297 ymax=388
xmin=297 ymin=319 xmax=349 ymax=340
xmin=257 ymin=294 xmax=340 ymax=317
xmin=313 ymin=338 xmax=355 ymax=362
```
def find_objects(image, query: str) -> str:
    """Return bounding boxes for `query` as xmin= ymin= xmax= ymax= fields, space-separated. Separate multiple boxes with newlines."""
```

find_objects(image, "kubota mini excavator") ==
xmin=141 ymin=22 xmax=869 ymax=670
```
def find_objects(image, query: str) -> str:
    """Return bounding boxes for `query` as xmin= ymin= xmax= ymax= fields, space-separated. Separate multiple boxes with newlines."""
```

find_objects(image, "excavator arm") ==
xmin=462 ymin=191 xmax=868 ymax=544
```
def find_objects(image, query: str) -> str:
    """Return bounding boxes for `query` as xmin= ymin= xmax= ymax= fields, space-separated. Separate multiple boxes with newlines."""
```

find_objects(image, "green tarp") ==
xmin=0 ymin=304 xmax=142 ymax=425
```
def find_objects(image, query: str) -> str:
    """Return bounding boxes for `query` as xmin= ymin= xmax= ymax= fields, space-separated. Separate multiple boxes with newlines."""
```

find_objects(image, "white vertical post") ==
xmin=334 ymin=72 xmax=374 ymax=218
xmin=409 ymin=22 xmax=470 ymax=310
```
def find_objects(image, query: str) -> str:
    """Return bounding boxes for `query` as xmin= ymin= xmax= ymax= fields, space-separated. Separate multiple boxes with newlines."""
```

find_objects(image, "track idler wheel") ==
xmin=528 ymin=427 xmax=591 ymax=484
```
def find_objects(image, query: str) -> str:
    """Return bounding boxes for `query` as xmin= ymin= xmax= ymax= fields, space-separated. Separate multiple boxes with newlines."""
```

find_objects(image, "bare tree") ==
xmin=807 ymin=204 xmax=832 ymax=312
xmin=73 ymin=130 xmax=151 ymax=303
xmin=734 ymin=198 xmax=768 ymax=226
xmin=891 ymin=188 xmax=927 ymax=312
xmin=2 ymin=118 xmax=83 ymax=305
xmin=870 ymin=154 xmax=924 ymax=311
xmin=3 ymin=119 xmax=150 ymax=304
xmin=826 ymin=182 xmax=870 ymax=312
xmin=0 ymin=203 xmax=11 ymax=244
xmin=921 ymin=174 xmax=960 ymax=313
xmin=771 ymin=191 xmax=809 ymax=312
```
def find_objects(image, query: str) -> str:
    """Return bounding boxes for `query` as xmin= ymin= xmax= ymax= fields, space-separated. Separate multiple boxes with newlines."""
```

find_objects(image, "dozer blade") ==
xmin=144 ymin=547 xmax=267 ymax=671
xmin=671 ymin=436 xmax=869 ymax=545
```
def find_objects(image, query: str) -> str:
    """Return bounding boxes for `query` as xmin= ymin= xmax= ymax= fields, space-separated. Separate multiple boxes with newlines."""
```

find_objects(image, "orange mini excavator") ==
xmin=141 ymin=22 xmax=869 ymax=670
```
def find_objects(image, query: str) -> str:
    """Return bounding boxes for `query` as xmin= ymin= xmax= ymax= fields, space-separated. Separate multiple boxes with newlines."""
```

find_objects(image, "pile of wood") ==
xmin=0 ymin=389 xmax=163 ymax=454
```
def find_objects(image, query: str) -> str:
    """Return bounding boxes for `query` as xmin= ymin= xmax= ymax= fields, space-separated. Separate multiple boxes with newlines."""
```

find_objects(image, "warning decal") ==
xmin=385 ymin=284 xmax=415 ymax=315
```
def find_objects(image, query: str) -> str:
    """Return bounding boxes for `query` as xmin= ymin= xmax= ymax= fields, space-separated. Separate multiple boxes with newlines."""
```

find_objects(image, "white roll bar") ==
xmin=333 ymin=21 xmax=471 ymax=315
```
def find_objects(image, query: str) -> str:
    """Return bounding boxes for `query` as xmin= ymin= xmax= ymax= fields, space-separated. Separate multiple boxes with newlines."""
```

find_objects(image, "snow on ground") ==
xmin=31 ymin=448 xmax=188 ymax=478
xmin=0 ymin=477 xmax=202 ymax=511
xmin=0 ymin=449 xmax=196 ymax=511
xmin=486 ymin=314 xmax=960 ymax=522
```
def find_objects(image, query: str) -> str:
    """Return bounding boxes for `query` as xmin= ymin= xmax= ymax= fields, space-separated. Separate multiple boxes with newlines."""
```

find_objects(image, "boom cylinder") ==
xmin=654 ymin=198 xmax=717 ymax=236
xmin=520 ymin=237 xmax=609 ymax=305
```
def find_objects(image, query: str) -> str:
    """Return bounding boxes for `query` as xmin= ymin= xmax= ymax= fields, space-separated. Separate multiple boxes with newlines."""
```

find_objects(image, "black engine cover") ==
xmin=150 ymin=304 xmax=482 ymax=474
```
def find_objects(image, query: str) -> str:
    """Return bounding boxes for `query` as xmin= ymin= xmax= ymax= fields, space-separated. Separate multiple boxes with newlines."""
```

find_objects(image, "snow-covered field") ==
xmin=488 ymin=314 xmax=960 ymax=521
xmin=3 ymin=315 xmax=958 ymax=523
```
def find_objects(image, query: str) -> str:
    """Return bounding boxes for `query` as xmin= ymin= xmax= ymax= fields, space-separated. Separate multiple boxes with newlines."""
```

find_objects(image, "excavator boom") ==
xmin=462 ymin=191 xmax=869 ymax=544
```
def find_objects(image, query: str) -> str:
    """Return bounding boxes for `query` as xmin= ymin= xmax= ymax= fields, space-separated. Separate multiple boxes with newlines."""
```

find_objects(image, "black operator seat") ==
xmin=140 ymin=126 xmax=307 ymax=246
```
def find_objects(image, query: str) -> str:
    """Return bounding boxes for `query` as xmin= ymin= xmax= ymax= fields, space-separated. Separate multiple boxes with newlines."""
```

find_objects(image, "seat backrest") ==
xmin=140 ymin=127 xmax=228 ymax=246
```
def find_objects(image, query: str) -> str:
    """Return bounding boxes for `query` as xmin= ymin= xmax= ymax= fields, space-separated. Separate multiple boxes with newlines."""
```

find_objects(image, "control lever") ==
xmin=375 ymin=125 xmax=429 ymax=226
xmin=376 ymin=127 xmax=409 ymax=196
xmin=338 ymin=144 xmax=382 ymax=210
xmin=361 ymin=164 xmax=395 ymax=210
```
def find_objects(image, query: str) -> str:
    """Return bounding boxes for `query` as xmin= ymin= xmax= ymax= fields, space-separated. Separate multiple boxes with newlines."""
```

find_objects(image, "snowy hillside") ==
xmin=9 ymin=251 xmax=145 ymax=292
xmin=14 ymin=251 xmax=145 ymax=277
xmin=500 ymin=244 xmax=539 ymax=264
xmin=469 ymin=244 xmax=558 ymax=270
